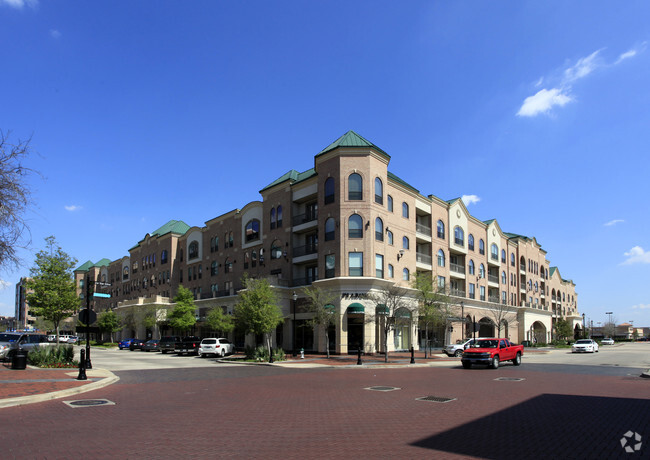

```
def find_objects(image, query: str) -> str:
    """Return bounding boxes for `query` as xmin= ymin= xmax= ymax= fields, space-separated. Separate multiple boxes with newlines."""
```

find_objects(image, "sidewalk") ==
xmin=0 ymin=361 xmax=119 ymax=409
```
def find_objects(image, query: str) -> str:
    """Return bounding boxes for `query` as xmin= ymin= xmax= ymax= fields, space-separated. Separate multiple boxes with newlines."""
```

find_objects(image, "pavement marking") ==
xmin=63 ymin=399 xmax=115 ymax=408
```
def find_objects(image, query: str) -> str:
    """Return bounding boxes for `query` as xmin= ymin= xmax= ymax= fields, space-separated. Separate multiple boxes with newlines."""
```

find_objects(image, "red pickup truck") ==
xmin=461 ymin=338 xmax=524 ymax=369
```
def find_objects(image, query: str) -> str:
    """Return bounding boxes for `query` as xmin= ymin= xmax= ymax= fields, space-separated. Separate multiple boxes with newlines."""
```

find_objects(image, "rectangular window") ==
xmin=469 ymin=283 xmax=475 ymax=299
xmin=375 ymin=254 xmax=384 ymax=278
xmin=349 ymin=252 xmax=363 ymax=277
xmin=437 ymin=276 xmax=445 ymax=288
xmin=480 ymin=286 xmax=486 ymax=301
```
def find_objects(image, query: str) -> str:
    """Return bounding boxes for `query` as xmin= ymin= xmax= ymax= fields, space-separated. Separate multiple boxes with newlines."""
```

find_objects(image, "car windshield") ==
xmin=473 ymin=340 xmax=498 ymax=348
xmin=203 ymin=339 xmax=217 ymax=344
xmin=575 ymin=340 xmax=592 ymax=344
xmin=0 ymin=333 xmax=20 ymax=342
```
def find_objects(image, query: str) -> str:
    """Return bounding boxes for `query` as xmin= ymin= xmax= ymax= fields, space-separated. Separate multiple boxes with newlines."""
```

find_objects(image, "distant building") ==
xmin=74 ymin=131 xmax=580 ymax=351
xmin=14 ymin=277 xmax=34 ymax=330
xmin=0 ymin=316 xmax=15 ymax=331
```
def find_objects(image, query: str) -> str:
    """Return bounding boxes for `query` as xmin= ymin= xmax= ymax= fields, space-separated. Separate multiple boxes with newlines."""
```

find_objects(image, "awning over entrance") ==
xmin=376 ymin=304 xmax=388 ymax=315
xmin=395 ymin=307 xmax=412 ymax=319
xmin=347 ymin=303 xmax=365 ymax=314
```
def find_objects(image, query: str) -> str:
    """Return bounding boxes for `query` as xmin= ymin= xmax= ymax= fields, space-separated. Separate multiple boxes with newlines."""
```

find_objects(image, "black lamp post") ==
xmin=460 ymin=301 xmax=464 ymax=338
xmin=582 ymin=313 xmax=586 ymax=339
xmin=292 ymin=291 xmax=298 ymax=357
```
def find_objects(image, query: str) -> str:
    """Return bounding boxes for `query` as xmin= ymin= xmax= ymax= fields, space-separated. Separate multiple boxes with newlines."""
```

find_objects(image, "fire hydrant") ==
xmin=300 ymin=348 xmax=305 ymax=359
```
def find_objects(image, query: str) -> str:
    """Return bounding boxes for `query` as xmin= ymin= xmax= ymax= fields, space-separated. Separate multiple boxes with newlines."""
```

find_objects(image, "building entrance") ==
xmin=347 ymin=315 xmax=364 ymax=353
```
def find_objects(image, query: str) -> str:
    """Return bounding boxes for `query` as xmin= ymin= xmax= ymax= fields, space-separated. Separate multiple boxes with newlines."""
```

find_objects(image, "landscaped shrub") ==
xmin=28 ymin=345 xmax=78 ymax=368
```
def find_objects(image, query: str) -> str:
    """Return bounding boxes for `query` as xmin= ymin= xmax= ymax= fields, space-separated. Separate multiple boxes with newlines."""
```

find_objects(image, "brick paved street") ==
xmin=2 ymin=362 xmax=648 ymax=459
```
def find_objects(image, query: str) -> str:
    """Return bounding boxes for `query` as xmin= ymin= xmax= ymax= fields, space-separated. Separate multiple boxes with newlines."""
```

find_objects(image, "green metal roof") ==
xmin=94 ymin=258 xmax=111 ymax=267
xmin=75 ymin=260 xmax=94 ymax=272
xmin=549 ymin=267 xmax=557 ymax=277
xmin=260 ymin=168 xmax=317 ymax=192
xmin=150 ymin=220 xmax=191 ymax=238
xmin=387 ymin=171 xmax=419 ymax=194
xmin=317 ymin=130 xmax=390 ymax=159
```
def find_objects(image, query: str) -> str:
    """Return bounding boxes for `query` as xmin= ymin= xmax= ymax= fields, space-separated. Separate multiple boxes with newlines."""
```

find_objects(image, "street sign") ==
xmin=79 ymin=309 xmax=97 ymax=325
xmin=93 ymin=292 xmax=111 ymax=298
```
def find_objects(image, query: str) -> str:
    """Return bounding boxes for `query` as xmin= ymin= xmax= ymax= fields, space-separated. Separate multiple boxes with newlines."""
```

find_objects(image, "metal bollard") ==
xmin=410 ymin=346 xmax=415 ymax=364
xmin=77 ymin=349 xmax=87 ymax=381
xmin=357 ymin=346 xmax=362 ymax=365
xmin=269 ymin=348 xmax=274 ymax=364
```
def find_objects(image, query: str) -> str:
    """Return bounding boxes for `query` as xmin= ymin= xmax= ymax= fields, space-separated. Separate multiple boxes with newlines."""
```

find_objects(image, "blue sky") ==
xmin=1 ymin=1 xmax=649 ymax=329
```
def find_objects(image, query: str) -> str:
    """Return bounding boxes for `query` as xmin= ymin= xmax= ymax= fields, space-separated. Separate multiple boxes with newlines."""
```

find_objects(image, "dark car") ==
xmin=118 ymin=338 xmax=136 ymax=350
xmin=141 ymin=339 xmax=160 ymax=352
xmin=0 ymin=333 xmax=50 ymax=360
xmin=129 ymin=339 xmax=146 ymax=351
xmin=159 ymin=336 xmax=181 ymax=354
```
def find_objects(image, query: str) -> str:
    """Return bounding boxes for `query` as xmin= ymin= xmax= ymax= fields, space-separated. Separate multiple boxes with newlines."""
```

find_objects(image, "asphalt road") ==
xmin=4 ymin=343 xmax=649 ymax=459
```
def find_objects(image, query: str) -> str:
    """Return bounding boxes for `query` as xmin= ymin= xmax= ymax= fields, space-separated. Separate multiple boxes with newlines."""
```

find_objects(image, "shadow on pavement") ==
xmin=411 ymin=394 xmax=648 ymax=459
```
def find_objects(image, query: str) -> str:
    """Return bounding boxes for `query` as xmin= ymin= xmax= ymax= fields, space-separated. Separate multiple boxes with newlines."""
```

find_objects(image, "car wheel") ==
xmin=454 ymin=349 xmax=463 ymax=357
xmin=462 ymin=361 xmax=472 ymax=369
xmin=512 ymin=352 xmax=521 ymax=366
xmin=221 ymin=349 xmax=226 ymax=358
xmin=491 ymin=355 xmax=500 ymax=369
xmin=198 ymin=350 xmax=203 ymax=358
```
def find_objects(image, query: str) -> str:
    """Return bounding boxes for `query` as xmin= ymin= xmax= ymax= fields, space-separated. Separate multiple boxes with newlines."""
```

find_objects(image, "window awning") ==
xmin=347 ymin=303 xmax=365 ymax=314
xmin=376 ymin=304 xmax=389 ymax=315
xmin=325 ymin=304 xmax=335 ymax=311
xmin=395 ymin=308 xmax=412 ymax=319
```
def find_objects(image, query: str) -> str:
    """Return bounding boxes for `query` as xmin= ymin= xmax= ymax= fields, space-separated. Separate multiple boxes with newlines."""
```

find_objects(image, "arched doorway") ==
xmin=478 ymin=317 xmax=495 ymax=337
xmin=530 ymin=321 xmax=547 ymax=344
xmin=574 ymin=324 xmax=582 ymax=340
xmin=347 ymin=303 xmax=365 ymax=353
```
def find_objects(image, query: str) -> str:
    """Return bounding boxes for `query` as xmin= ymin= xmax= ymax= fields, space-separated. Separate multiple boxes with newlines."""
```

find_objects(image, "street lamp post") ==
xmin=460 ymin=301 xmax=464 ymax=339
xmin=292 ymin=291 xmax=298 ymax=357
xmin=582 ymin=313 xmax=586 ymax=339
xmin=605 ymin=311 xmax=613 ymax=338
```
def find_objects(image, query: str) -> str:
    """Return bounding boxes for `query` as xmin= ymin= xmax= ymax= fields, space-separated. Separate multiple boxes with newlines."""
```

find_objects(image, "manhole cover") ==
xmin=494 ymin=377 xmax=525 ymax=381
xmin=416 ymin=396 xmax=456 ymax=403
xmin=365 ymin=386 xmax=400 ymax=392
xmin=63 ymin=399 xmax=115 ymax=408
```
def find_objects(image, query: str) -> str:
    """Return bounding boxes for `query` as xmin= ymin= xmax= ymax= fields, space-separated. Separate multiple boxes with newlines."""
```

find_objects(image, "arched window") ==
xmin=252 ymin=250 xmax=257 ymax=267
xmin=189 ymin=241 xmax=199 ymax=259
xmin=437 ymin=220 xmax=445 ymax=239
xmin=325 ymin=218 xmax=335 ymax=241
xmin=387 ymin=230 xmax=393 ymax=245
xmin=375 ymin=218 xmax=384 ymax=241
xmin=454 ymin=226 xmax=464 ymax=246
xmin=229 ymin=231 xmax=234 ymax=247
xmin=403 ymin=268 xmax=410 ymax=281
xmin=277 ymin=206 xmax=283 ymax=227
xmin=402 ymin=202 xmax=409 ymax=218
xmin=161 ymin=250 xmax=168 ymax=264
xmin=211 ymin=261 xmax=218 ymax=276
xmin=348 ymin=173 xmax=362 ymax=200
xmin=123 ymin=266 xmax=129 ymax=280
xmin=348 ymin=214 xmax=363 ymax=238
xmin=374 ymin=178 xmax=383 ymax=204
xmin=437 ymin=249 xmax=445 ymax=267
xmin=479 ymin=239 xmax=485 ymax=255
xmin=511 ymin=253 xmax=515 ymax=267
xmin=245 ymin=219 xmax=260 ymax=242
xmin=479 ymin=263 xmax=485 ymax=279
xmin=271 ymin=240 xmax=283 ymax=259
xmin=501 ymin=249 xmax=506 ymax=263
xmin=388 ymin=264 xmax=394 ymax=278
xmin=468 ymin=259 xmax=475 ymax=275
xmin=324 ymin=177 xmax=335 ymax=204
xmin=224 ymin=257 xmax=233 ymax=273
xmin=270 ymin=208 xmax=276 ymax=229
xmin=402 ymin=236 xmax=409 ymax=250
xmin=468 ymin=234 xmax=475 ymax=251
xmin=502 ymin=271 xmax=506 ymax=284
xmin=534 ymin=281 xmax=538 ymax=292
xmin=214 ymin=237 xmax=219 ymax=251
xmin=491 ymin=243 xmax=498 ymax=261
xmin=387 ymin=195 xmax=393 ymax=212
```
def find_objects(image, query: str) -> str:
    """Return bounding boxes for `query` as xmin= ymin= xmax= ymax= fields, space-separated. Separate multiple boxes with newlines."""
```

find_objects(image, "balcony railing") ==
xmin=292 ymin=276 xmax=318 ymax=287
xmin=488 ymin=295 xmax=500 ymax=303
xmin=450 ymin=289 xmax=466 ymax=298
xmin=416 ymin=223 xmax=431 ymax=236
xmin=450 ymin=263 xmax=465 ymax=274
xmin=416 ymin=252 xmax=432 ymax=265
xmin=292 ymin=211 xmax=318 ymax=226
xmin=488 ymin=274 xmax=499 ymax=284
xmin=292 ymin=243 xmax=318 ymax=257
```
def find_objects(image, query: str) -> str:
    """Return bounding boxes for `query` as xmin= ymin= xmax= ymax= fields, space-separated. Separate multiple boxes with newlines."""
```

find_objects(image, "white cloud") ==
xmin=604 ymin=219 xmax=624 ymax=227
xmin=65 ymin=205 xmax=81 ymax=212
xmin=0 ymin=0 xmax=38 ymax=9
xmin=50 ymin=29 xmax=61 ymax=39
xmin=622 ymin=246 xmax=650 ymax=265
xmin=631 ymin=304 xmax=650 ymax=310
xmin=517 ymin=88 xmax=572 ymax=117
xmin=461 ymin=195 xmax=481 ymax=206
xmin=563 ymin=50 xmax=601 ymax=83
xmin=616 ymin=49 xmax=637 ymax=63
xmin=0 ymin=280 xmax=10 ymax=290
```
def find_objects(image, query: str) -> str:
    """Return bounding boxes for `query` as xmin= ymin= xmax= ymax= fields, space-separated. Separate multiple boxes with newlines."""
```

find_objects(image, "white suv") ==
xmin=444 ymin=339 xmax=476 ymax=357
xmin=198 ymin=338 xmax=234 ymax=357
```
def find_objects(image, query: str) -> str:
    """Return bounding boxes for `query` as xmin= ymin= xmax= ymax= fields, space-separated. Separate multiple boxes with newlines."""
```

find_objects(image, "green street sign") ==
xmin=93 ymin=292 xmax=111 ymax=298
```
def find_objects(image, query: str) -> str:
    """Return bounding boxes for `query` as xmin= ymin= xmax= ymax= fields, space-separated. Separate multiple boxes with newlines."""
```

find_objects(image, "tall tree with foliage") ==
xmin=412 ymin=272 xmax=453 ymax=357
xmin=168 ymin=285 xmax=197 ymax=334
xmin=369 ymin=283 xmax=413 ymax=363
xmin=553 ymin=317 xmax=573 ymax=342
xmin=25 ymin=236 xmax=79 ymax=342
xmin=234 ymin=276 xmax=283 ymax=357
xmin=303 ymin=285 xmax=338 ymax=358
xmin=97 ymin=310 xmax=121 ymax=343
xmin=205 ymin=306 xmax=234 ymax=336
xmin=0 ymin=131 xmax=38 ymax=271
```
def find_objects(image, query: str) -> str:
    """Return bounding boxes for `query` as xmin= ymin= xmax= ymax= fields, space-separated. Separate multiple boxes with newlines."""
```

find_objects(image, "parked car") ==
xmin=198 ymin=338 xmax=234 ymax=357
xmin=129 ymin=339 xmax=146 ymax=351
xmin=461 ymin=338 xmax=524 ymax=369
xmin=118 ymin=338 xmax=136 ymax=350
xmin=57 ymin=335 xmax=71 ymax=343
xmin=601 ymin=338 xmax=615 ymax=345
xmin=444 ymin=338 xmax=476 ymax=357
xmin=0 ymin=332 xmax=51 ymax=360
xmin=67 ymin=336 xmax=79 ymax=344
xmin=572 ymin=339 xmax=599 ymax=353
xmin=175 ymin=336 xmax=202 ymax=355
xmin=159 ymin=336 xmax=181 ymax=354
xmin=141 ymin=339 xmax=160 ymax=352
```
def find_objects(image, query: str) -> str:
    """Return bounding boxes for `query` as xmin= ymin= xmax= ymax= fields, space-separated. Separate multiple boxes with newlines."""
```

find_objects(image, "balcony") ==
xmin=416 ymin=252 xmax=432 ymax=266
xmin=488 ymin=296 xmax=500 ymax=303
xmin=291 ymin=277 xmax=318 ymax=287
xmin=292 ymin=243 xmax=318 ymax=258
xmin=450 ymin=289 xmax=466 ymax=298
xmin=488 ymin=274 xmax=499 ymax=284
xmin=450 ymin=263 xmax=465 ymax=275
xmin=416 ymin=223 xmax=431 ymax=236
xmin=292 ymin=211 xmax=318 ymax=227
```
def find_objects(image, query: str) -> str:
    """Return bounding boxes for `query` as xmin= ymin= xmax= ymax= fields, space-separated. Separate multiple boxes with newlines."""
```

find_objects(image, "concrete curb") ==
xmin=641 ymin=369 xmax=650 ymax=379
xmin=0 ymin=368 xmax=120 ymax=409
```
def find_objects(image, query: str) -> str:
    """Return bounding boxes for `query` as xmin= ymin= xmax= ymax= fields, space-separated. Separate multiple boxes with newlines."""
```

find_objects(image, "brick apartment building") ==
xmin=74 ymin=131 xmax=580 ymax=353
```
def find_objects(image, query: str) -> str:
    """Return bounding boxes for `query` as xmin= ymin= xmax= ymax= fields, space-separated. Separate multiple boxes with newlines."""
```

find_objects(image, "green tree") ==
xmin=412 ymin=272 xmax=453 ymax=357
xmin=97 ymin=310 xmax=121 ymax=343
xmin=168 ymin=286 xmax=197 ymax=334
xmin=234 ymin=276 xmax=283 ymax=357
xmin=369 ymin=283 xmax=413 ymax=363
xmin=205 ymin=306 xmax=234 ymax=336
xmin=25 ymin=236 xmax=79 ymax=342
xmin=554 ymin=317 xmax=573 ymax=341
xmin=303 ymin=285 xmax=338 ymax=358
